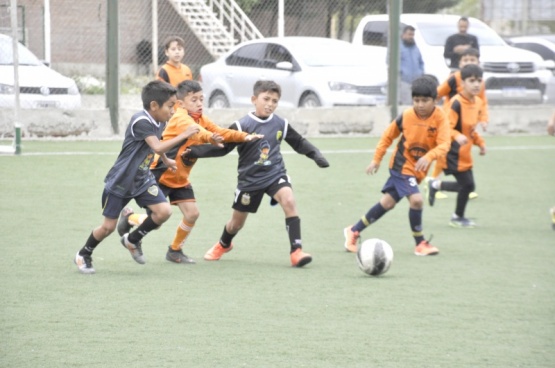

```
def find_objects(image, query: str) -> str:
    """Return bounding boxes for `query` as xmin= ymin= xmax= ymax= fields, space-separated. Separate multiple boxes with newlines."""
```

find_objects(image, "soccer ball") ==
xmin=356 ymin=238 xmax=394 ymax=276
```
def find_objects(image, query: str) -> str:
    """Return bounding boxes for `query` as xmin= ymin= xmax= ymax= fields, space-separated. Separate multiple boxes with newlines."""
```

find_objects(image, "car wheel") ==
xmin=209 ymin=92 xmax=230 ymax=108
xmin=299 ymin=92 xmax=321 ymax=108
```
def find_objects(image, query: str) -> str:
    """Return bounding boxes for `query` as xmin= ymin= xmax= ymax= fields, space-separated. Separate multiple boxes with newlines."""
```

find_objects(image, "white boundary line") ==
xmin=4 ymin=145 xmax=554 ymax=156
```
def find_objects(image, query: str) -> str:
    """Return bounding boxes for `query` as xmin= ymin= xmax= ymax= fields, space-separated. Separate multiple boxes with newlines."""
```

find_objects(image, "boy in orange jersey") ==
xmin=431 ymin=48 xmax=486 ymax=200
xmin=343 ymin=76 xmax=450 ymax=256
xmin=426 ymin=64 xmax=487 ymax=228
xmin=117 ymin=80 xmax=263 ymax=264
xmin=157 ymin=36 xmax=193 ymax=86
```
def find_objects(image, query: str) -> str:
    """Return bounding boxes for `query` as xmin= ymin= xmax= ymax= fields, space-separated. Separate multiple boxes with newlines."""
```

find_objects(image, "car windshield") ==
xmin=0 ymin=37 xmax=43 ymax=65
xmin=416 ymin=21 xmax=506 ymax=46
xmin=291 ymin=42 xmax=375 ymax=67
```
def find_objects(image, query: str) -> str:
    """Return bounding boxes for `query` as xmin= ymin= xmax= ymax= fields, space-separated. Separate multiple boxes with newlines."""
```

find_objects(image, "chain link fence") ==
xmin=1 ymin=0 xmax=554 ymax=135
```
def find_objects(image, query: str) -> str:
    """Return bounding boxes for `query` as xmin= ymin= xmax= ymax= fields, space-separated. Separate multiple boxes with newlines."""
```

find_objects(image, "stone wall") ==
xmin=1 ymin=104 xmax=553 ymax=139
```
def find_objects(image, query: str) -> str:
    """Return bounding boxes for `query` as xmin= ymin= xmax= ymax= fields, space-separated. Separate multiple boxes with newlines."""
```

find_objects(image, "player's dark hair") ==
xmin=176 ymin=80 xmax=202 ymax=100
xmin=164 ymin=35 xmax=185 ymax=50
xmin=460 ymin=64 xmax=483 ymax=80
xmin=411 ymin=75 xmax=438 ymax=99
xmin=402 ymin=25 xmax=415 ymax=33
xmin=253 ymin=80 xmax=281 ymax=98
xmin=459 ymin=16 xmax=469 ymax=23
xmin=141 ymin=80 xmax=177 ymax=110
xmin=461 ymin=47 xmax=480 ymax=59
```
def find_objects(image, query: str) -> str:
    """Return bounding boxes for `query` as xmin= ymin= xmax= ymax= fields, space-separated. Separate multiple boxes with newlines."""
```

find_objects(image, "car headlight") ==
xmin=328 ymin=81 xmax=358 ymax=92
xmin=0 ymin=83 xmax=15 ymax=94
xmin=68 ymin=81 xmax=80 ymax=95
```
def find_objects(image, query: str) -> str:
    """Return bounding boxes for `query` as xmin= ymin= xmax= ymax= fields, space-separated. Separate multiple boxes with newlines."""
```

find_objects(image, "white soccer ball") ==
xmin=356 ymin=238 xmax=394 ymax=276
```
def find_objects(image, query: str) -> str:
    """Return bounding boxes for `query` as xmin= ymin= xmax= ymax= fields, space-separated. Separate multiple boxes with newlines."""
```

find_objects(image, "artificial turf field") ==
xmin=0 ymin=135 xmax=554 ymax=367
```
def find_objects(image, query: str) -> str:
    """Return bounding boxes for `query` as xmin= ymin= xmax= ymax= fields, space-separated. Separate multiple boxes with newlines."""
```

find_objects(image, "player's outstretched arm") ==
xmin=284 ymin=125 xmax=329 ymax=168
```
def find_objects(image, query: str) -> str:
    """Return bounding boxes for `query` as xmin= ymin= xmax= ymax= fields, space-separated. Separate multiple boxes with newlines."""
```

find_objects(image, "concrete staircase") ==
xmin=168 ymin=0 xmax=263 ymax=58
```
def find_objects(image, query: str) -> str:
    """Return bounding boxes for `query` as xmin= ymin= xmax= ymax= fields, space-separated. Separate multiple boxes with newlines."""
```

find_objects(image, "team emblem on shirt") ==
xmin=147 ymin=185 xmax=159 ymax=196
xmin=276 ymin=131 xmax=282 ymax=141
xmin=241 ymin=193 xmax=251 ymax=205
xmin=255 ymin=140 xmax=272 ymax=166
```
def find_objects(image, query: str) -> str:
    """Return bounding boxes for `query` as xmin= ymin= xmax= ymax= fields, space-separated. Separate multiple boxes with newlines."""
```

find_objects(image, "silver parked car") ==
xmin=200 ymin=37 xmax=387 ymax=108
xmin=0 ymin=34 xmax=81 ymax=109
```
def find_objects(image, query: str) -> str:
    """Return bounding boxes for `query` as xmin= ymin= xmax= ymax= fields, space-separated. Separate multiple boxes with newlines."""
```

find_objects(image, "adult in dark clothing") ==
xmin=444 ymin=17 xmax=480 ymax=69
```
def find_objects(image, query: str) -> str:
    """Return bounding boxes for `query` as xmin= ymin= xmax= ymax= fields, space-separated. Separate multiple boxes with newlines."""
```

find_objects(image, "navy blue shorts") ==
xmin=101 ymin=184 xmax=168 ymax=219
xmin=381 ymin=169 xmax=420 ymax=201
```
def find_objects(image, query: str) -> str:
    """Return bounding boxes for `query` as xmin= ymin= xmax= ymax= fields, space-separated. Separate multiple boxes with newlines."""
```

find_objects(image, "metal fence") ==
xmin=1 ymin=0 xmax=554 ymax=135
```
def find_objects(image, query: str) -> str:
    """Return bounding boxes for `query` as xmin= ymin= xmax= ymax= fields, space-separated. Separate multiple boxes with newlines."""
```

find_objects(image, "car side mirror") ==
xmin=276 ymin=61 xmax=293 ymax=71
xmin=544 ymin=59 xmax=555 ymax=70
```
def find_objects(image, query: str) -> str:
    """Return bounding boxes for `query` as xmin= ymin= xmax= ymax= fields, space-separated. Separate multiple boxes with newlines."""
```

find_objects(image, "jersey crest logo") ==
xmin=147 ymin=185 xmax=159 ymax=196
xmin=241 ymin=193 xmax=251 ymax=206
xmin=276 ymin=131 xmax=283 ymax=141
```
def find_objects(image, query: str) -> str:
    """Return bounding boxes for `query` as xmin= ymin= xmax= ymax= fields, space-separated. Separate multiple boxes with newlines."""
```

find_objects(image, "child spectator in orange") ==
xmin=117 ymin=80 xmax=263 ymax=264
xmin=157 ymin=36 xmax=193 ymax=86
xmin=343 ymin=76 xmax=450 ymax=256
xmin=431 ymin=47 xmax=486 ymax=200
xmin=426 ymin=64 xmax=487 ymax=228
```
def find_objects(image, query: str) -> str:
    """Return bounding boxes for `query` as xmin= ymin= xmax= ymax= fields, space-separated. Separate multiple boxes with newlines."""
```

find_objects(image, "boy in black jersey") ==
xmin=184 ymin=80 xmax=329 ymax=267
xmin=73 ymin=81 xmax=199 ymax=274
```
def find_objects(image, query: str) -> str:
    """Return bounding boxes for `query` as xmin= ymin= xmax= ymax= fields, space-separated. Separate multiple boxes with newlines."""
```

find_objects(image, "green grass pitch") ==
xmin=0 ymin=135 xmax=554 ymax=367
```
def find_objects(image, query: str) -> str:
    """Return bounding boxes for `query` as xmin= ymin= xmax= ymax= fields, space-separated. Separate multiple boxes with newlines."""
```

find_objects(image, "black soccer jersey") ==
xmin=234 ymin=112 xmax=288 ymax=191
xmin=104 ymin=110 xmax=165 ymax=198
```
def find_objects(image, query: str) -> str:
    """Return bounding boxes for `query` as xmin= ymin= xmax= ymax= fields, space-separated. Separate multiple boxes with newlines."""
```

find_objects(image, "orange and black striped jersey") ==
xmin=372 ymin=107 xmax=451 ymax=184
xmin=150 ymin=107 xmax=248 ymax=188
xmin=156 ymin=62 xmax=193 ymax=87
xmin=445 ymin=94 xmax=486 ymax=173
xmin=437 ymin=70 xmax=489 ymax=123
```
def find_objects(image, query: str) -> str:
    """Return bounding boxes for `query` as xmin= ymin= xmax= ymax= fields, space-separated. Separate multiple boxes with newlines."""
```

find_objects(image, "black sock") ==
xmin=408 ymin=208 xmax=425 ymax=245
xmin=128 ymin=216 xmax=159 ymax=244
xmin=286 ymin=216 xmax=302 ymax=253
xmin=220 ymin=226 xmax=235 ymax=248
xmin=79 ymin=232 xmax=100 ymax=256
xmin=353 ymin=203 xmax=387 ymax=232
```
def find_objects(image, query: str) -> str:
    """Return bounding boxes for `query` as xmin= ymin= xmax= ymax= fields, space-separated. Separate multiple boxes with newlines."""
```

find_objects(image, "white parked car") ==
xmin=200 ymin=37 xmax=388 ymax=108
xmin=352 ymin=14 xmax=553 ymax=104
xmin=0 ymin=34 xmax=81 ymax=109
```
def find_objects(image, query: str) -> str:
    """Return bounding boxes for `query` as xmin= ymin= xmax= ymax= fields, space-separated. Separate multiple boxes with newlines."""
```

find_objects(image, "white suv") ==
xmin=352 ymin=13 xmax=552 ymax=104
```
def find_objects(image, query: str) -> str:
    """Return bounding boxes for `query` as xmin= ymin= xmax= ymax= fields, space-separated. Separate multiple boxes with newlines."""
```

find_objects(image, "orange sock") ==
xmin=171 ymin=220 xmax=194 ymax=251
xmin=431 ymin=162 xmax=443 ymax=179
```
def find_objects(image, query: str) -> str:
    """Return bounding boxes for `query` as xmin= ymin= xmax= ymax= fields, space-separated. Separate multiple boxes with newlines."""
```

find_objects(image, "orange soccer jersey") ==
xmin=372 ymin=107 xmax=451 ymax=184
xmin=151 ymin=107 xmax=248 ymax=189
xmin=444 ymin=94 xmax=486 ymax=174
xmin=437 ymin=70 xmax=489 ymax=123
xmin=157 ymin=62 xmax=193 ymax=87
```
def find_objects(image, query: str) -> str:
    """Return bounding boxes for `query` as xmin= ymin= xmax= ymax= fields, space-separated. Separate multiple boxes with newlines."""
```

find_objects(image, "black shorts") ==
xmin=158 ymin=182 xmax=196 ymax=205
xmin=101 ymin=184 xmax=167 ymax=219
xmin=232 ymin=175 xmax=292 ymax=213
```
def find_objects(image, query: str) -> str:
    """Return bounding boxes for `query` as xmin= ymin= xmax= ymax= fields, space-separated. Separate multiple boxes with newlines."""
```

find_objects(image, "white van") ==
xmin=352 ymin=13 xmax=552 ymax=104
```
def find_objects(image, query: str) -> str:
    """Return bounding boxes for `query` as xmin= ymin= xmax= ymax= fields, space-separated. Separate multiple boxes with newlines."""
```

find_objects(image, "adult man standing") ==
xmin=444 ymin=17 xmax=480 ymax=69
xmin=399 ymin=25 xmax=424 ymax=104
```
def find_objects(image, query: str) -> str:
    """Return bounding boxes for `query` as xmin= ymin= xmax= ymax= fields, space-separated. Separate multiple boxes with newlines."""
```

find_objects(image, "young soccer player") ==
xmin=343 ymin=76 xmax=450 ymax=256
xmin=73 ymin=80 xmax=200 ymax=274
xmin=157 ymin=36 xmax=193 ymax=87
xmin=431 ymin=48 xmax=487 ymax=200
xmin=183 ymin=80 xmax=329 ymax=267
xmin=117 ymin=80 xmax=263 ymax=264
xmin=426 ymin=64 xmax=487 ymax=228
